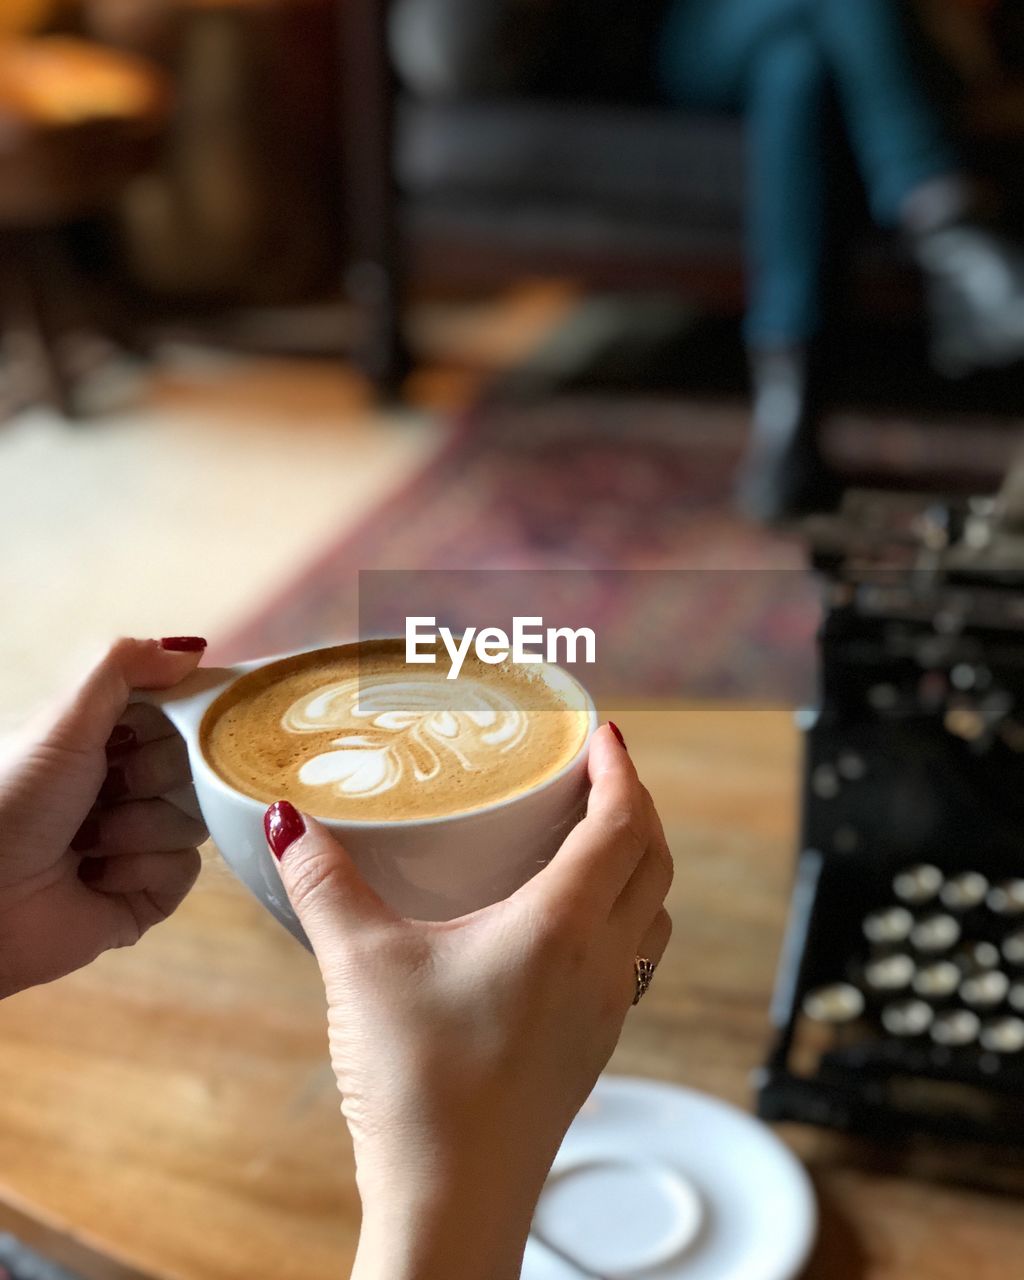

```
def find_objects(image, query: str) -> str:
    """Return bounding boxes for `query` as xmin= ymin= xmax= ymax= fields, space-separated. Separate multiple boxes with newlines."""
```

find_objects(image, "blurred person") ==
xmin=0 ymin=638 xmax=671 ymax=1279
xmin=655 ymin=0 xmax=1024 ymax=520
xmin=394 ymin=0 xmax=1024 ymax=521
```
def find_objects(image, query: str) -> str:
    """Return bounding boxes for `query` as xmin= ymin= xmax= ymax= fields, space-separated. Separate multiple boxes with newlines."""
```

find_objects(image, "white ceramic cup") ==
xmin=145 ymin=647 xmax=598 ymax=947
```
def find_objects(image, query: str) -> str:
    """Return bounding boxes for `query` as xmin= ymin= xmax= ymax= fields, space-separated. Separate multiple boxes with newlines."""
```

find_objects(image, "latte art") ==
xmin=283 ymin=678 xmax=528 ymax=800
xmin=200 ymin=640 xmax=591 ymax=821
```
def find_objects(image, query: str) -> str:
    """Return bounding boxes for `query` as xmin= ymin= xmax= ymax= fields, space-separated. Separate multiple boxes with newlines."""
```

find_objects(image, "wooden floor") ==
xmin=0 ymin=282 xmax=579 ymax=729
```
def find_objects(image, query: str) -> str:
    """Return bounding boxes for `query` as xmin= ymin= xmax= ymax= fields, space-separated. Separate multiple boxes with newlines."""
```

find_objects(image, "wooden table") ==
xmin=0 ymin=706 xmax=1022 ymax=1279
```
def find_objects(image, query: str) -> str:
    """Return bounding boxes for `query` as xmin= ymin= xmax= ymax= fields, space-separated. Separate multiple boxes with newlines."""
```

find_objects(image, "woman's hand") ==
xmin=265 ymin=725 xmax=673 ymax=1280
xmin=0 ymin=637 xmax=209 ymax=1000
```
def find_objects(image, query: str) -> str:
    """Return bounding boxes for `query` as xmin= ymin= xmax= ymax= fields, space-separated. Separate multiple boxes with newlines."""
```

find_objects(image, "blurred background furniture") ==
xmin=87 ymin=0 xmax=342 ymax=313
xmin=0 ymin=0 xmax=345 ymax=423
xmin=761 ymin=491 xmax=1024 ymax=1144
xmin=0 ymin=3 xmax=169 ymax=416
xmin=342 ymin=0 xmax=1024 ymax=396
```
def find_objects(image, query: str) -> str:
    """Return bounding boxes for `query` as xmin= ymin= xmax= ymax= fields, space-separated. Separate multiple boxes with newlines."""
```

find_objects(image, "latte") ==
xmin=200 ymin=639 xmax=591 ymax=821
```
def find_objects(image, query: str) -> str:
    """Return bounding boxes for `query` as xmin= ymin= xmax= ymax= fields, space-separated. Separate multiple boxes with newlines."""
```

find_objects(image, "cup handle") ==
xmin=128 ymin=667 xmax=238 ymax=823
xmin=130 ymin=666 xmax=238 ymax=716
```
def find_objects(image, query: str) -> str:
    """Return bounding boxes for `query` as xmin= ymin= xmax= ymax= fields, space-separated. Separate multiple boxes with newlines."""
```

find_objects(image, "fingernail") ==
xmin=608 ymin=722 xmax=628 ymax=751
xmin=98 ymin=765 xmax=129 ymax=805
xmin=71 ymin=816 xmax=101 ymax=852
xmin=264 ymin=800 xmax=305 ymax=860
xmin=160 ymin=636 xmax=207 ymax=652
xmin=105 ymin=725 xmax=138 ymax=756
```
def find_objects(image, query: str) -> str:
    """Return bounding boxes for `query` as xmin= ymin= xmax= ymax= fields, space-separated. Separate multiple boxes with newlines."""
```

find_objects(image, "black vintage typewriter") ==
xmin=756 ymin=488 xmax=1024 ymax=1145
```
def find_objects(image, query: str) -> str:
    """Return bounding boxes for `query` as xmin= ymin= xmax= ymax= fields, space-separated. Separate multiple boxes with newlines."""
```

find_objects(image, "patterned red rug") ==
xmin=209 ymin=395 xmax=1019 ymax=704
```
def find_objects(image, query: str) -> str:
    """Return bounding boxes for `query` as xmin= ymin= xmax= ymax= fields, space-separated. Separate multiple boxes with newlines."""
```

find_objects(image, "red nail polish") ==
xmin=160 ymin=636 xmax=207 ymax=652
xmin=71 ymin=816 xmax=101 ymax=852
xmin=608 ymin=722 xmax=627 ymax=751
xmin=98 ymin=765 xmax=129 ymax=805
xmin=264 ymin=801 xmax=305 ymax=860
xmin=105 ymin=725 xmax=138 ymax=756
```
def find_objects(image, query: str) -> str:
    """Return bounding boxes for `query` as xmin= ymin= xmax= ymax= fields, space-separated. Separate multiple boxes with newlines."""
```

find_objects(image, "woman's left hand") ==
xmin=0 ymin=637 xmax=210 ymax=1000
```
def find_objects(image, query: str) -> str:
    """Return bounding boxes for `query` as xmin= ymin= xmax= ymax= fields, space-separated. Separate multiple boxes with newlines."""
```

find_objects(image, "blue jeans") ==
xmin=657 ymin=0 xmax=958 ymax=345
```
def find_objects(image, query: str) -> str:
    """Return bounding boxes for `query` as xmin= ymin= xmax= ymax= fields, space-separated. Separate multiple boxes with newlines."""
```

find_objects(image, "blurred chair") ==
xmin=0 ymin=2 xmax=169 ymax=418
xmin=343 ymin=0 xmax=750 ymax=395
xmin=343 ymin=0 xmax=1024 ymax=398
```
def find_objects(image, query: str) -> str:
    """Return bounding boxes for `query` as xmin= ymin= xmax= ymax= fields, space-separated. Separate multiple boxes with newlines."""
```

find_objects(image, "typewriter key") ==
xmin=987 ymin=881 xmax=1024 ymax=916
xmin=863 ymin=907 xmax=914 ymax=946
xmin=930 ymin=1009 xmax=980 ymax=1047
xmin=950 ymin=663 xmax=977 ymax=691
xmin=979 ymin=1017 xmax=1024 ymax=1055
xmin=944 ymin=705 xmax=985 ymax=743
xmin=917 ymin=670 xmax=947 ymax=709
xmin=837 ymin=753 xmax=866 ymax=781
xmin=910 ymin=914 xmax=961 ymax=953
xmin=1010 ymin=983 xmax=1024 ymax=1013
xmin=893 ymin=864 xmax=943 ymax=906
xmin=881 ymin=999 xmax=933 ymax=1037
xmin=1002 ymin=932 xmax=1024 ymax=967
xmin=959 ymin=970 xmax=1010 ymax=1009
xmin=940 ymin=872 xmax=989 ymax=912
xmin=913 ymin=961 xmax=961 ymax=999
xmin=954 ymin=941 xmax=1000 ymax=973
xmin=864 ymin=954 xmax=915 ymax=992
xmin=803 ymin=984 xmax=865 ymax=1024
xmin=868 ymin=683 xmax=898 ymax=712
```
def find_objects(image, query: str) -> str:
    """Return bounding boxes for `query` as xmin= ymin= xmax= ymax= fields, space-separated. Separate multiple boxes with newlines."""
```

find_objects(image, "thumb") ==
xmin=264 ymin=802 xmax=395 ymax=956
xmin=43 ymin=636 xmax=208 ymax=753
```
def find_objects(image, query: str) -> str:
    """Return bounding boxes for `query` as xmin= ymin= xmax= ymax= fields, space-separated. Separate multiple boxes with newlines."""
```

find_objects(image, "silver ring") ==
xmin=633 ymin=956 xmax=656 ymax=1006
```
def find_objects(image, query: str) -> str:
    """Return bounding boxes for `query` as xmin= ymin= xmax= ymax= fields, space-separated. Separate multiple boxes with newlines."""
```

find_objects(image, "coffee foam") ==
xmin=201 ymin=640 xmax=590 ymax=821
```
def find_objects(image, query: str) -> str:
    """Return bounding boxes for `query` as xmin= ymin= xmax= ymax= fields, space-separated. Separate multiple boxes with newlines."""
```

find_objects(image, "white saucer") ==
xmin=525 ymin=1075 xmax=817 ymax=1280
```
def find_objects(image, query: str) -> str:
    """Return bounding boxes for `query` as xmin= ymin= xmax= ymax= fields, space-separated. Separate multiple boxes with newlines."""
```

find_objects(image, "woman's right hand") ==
xmin=265 ymin=725 xmax=673 ymax=1280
